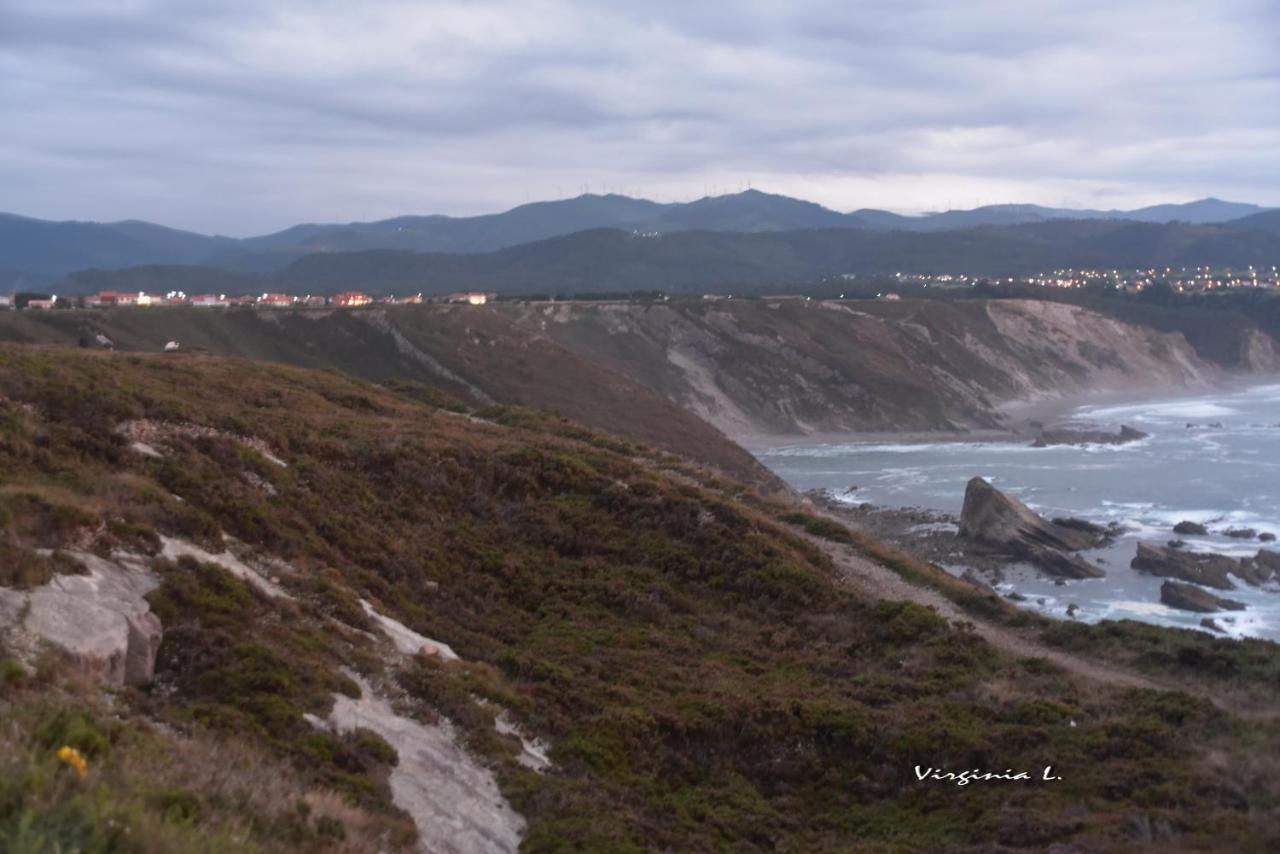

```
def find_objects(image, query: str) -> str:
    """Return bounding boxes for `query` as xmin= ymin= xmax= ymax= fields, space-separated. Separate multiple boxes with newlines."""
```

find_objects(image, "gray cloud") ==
xmin=1 ymin=0 xmax=1277 ymax=234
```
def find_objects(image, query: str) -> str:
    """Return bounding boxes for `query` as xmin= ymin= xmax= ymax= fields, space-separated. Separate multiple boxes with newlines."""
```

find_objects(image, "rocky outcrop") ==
xmin=0 ymin=551 xmax=161 ymax=686
xmin=497 ymin=299 xmax=1221 ymax=437
xmin=321 ymin=674 xmax=526 ymax=854
xmin=1131 ymin=543 xmax=1240 ymax=590
xmin=1173 ymin=521 xmax=1208 ymax=536
xmin=958 ymin=478 xmax=1105 ymax=578
xmin=1239 ymin=550 xmax=1280 ymax=586
xmin=1031 ymin=425 xmax=1148 ymax=448
xmin=1160 ymin=581 xmax=1246 ymax=613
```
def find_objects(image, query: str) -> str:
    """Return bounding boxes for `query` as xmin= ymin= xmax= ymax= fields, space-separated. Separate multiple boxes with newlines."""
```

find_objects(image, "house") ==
xmin=191 ymin=294 xmax=229 ymax=308
xmin=86 ymin=291 xmax=125 ymax=308
xmin=879 ymin=293 xmax=901 ymax=301
xmin=257 ymin=292 xmax=294 ymax=308
xmin=332 ymin=291 xmax=372 ymax=308
xmin=298 ymin=295 xmax=327 ymax=308
xmin=0 ymin=294 xmax=13 ymax=310
xmin=25 ymin=297 xmax=57 ymax=310
xmin=441 ymin=291 xmax=490 ymax=305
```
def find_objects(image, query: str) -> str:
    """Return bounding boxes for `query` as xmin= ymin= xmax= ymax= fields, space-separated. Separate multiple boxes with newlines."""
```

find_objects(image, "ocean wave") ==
xmin=1078 ymin=399 xmax=1240 ymax=421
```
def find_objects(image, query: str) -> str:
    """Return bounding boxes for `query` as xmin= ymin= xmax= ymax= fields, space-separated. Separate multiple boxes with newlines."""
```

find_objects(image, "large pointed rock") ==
xmin=958 ymin=477 xmax=1105 ymax=578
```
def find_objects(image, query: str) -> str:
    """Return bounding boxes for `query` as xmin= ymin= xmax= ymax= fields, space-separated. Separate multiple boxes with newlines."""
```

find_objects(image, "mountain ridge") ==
xmin=4 ymin=191 xmax=1274 ymax=284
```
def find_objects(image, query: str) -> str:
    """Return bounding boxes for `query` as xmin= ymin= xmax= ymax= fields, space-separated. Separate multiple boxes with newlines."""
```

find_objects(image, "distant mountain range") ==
xmin=48 ymin=218 xmax=1280 ymax=299
xmin=1 ymin=191 xmax=1274 ymax=288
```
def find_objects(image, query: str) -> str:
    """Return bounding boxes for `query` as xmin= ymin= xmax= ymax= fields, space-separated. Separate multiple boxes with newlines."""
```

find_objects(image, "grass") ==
xmin=0 ymin=345 xmax=1277 ymax=851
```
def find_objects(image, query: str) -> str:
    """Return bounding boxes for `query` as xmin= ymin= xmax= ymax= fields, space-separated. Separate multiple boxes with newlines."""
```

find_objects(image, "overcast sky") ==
xmin=3 ymin=0 xmax=1278 ymax=235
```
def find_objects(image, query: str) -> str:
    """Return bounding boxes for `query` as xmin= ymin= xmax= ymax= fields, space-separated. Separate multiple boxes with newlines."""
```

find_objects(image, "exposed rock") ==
xmin=1131 ymin=543 xmax=1239 ymax=590
xmin=1173 ymin=521 xmax=1208 ymax=536
xmin=1031 ymin=425 xmax=1148 ymax=448
xmin=1199 ymin=618 xmax=1226 ymax=633
xmin=958 ymin=478 xmax=1105 ymax=578
xmin=360 ymin=599 xmax=458 ymax=661
xmin=1238 ymin=549 xmax=1280 ymax=586
xmin=1223 ymin=527 xmax=1259 ymax=540
xmin=959 ymin=568 xmax=997 ymax=594
xmin=1159 ymin=581 xmax=1246 ymax=613
xmin=0 ymin=551 xmax=161 ymax=686
xmin=1260 ymin=532 xmax=1277 ymax=542
xmin=323 ymin=674 xmax=525 ymax=854
xmin=160 ymin=536 xmax=292 ymax=599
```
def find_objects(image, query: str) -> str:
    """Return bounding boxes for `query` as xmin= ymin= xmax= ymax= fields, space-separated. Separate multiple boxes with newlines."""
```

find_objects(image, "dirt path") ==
xmin=807 ymin=536 xmax=1164 ymax=691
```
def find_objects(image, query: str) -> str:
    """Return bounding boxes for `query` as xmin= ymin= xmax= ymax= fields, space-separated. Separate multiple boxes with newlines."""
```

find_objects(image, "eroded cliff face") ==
xmin=501 ymin=298 xmax=1245 ymax=437
xmin=1 ymin=297 xmax=1273 ymax=442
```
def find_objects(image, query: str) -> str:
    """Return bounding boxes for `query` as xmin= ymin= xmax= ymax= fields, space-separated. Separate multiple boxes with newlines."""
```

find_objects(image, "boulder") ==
xmin=0 ymin=551 xmax=161 ymax=686
xmin=1031 ymin=425 xmax=1148 ymax=448
xmin=1223 ymin=528 xmax=1258 ymax=540
xmin=958 ymin=478 xmax=1106 ymax=579
xmin=1199 ymin=617 xmax=1226 ymax=633
xmin=1238 ymin=549 xmax=1280 ymax=586
xmin=1131 ymin=543 xmax=1239 ymax=590
xmin=1260 ymin=532 xmax=1276 ymax=542
xmin=1159 ymin=581 xmax=1246 ymax=613
xmin=1173 ymin=521 xmax=1208 ymax=536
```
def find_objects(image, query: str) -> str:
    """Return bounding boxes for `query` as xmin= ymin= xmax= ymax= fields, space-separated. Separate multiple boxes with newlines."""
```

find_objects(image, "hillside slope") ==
xmin=1 ymin=347 xmax=1277 ymax=851
xmin=500 ymin=298 xmax=1280 ymax=436
xmin=0 ymin=306 xmax=775 ymax=489
xmin=3 ymin=299 xmax=1276 ymax=442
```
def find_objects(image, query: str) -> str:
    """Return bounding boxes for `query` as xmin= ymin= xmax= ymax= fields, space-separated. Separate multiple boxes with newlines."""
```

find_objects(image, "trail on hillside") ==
xmin=809 ymin=534 xmax=1280 ymax=723
xmin=807 ymin=536 xmax=1163 ymax=691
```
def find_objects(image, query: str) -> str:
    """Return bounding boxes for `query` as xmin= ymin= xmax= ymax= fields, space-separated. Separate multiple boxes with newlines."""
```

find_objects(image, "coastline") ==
xmin=734 ymin=376 xmax=1280 ymax=451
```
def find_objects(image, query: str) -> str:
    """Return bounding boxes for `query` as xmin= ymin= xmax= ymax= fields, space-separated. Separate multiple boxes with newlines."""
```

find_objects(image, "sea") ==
xmin=754 ymin=383 xmax=1280 ymax=641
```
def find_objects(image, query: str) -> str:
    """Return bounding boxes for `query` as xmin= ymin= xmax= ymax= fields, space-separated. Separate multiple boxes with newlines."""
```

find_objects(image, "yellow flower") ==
xmin=56 ymin=746 xmax=88 ymax=779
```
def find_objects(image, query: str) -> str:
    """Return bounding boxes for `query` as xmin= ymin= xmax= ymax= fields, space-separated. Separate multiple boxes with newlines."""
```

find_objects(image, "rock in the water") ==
xmin=1199 ymin=617 xmax=1226 ymax=633
xmin=0 ymin=551 xmax=161 ymax=686
xmin=1239 ymin=549 xmax=1280 ymax=585
xmin=1131 ymin=543 xmax=1239 ymax=590
xmin=1159 ymin=581 xmax=1246 ymax=613
xmin=1031 ymin=425 xmax=1148 ymax=448
xmin=1260 ymin=532 xmax=1277 ymax=542
xmin=958 ymin=478 xmax=1105 ymax=578
xmin=1173 ymin=521 xmax=1208 ymax=536
xmin=1223 ymin=527 xmax=1259 ymax=540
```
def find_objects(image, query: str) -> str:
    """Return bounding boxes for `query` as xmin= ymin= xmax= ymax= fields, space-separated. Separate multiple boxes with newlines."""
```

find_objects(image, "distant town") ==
xmin=0 ymin=290 xmax=491 ymax=311
xmin=1 ymin=264 xmax=1278 ymax=311
xmin=882 ymin=265 xmax=1280 ymax=291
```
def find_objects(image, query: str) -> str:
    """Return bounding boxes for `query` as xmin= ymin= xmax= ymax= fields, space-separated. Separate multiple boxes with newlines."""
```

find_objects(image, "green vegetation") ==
xmin=0 ymin=346 xmax=1277 ymax=851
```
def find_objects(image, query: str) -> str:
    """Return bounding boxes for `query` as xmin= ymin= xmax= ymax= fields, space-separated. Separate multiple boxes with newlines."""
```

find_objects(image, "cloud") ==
xmin=1 ymin=0 xmax=1277 ymax=233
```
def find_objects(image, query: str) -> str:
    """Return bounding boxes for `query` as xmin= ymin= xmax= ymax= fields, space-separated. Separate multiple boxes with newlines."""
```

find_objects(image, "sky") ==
xmin=2 ymin=0 xmax=1279 ymax=236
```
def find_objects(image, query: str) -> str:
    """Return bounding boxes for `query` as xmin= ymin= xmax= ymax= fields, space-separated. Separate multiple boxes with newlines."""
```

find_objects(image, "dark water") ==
xmin=755 ymin=383 xmax=1280 ymax=640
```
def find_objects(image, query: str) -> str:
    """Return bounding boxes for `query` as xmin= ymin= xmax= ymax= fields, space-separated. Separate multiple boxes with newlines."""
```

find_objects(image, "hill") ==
xmin=0 ymin=304 xmax=776 ymax=488
xmin=256 ymin=220 xmax=1280 ymax=296
xmin=1 ymin=299 xmax=1276 ymax=443
xmin=1 ymin=345 xmax=1278 ymax=850
xmin=5 ymin=193 xmax=1273 ymax=286
xmin=0 ymin=213 xmax=231 ymax=278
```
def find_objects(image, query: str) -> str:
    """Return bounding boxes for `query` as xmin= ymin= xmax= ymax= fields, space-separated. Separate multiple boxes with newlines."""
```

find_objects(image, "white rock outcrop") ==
xmin=159 ymin=536 xmax=291 ymax=599
xmin=324 ymin=674 xmax=525 ymax=854
xmin=360 ymin=599 xmax=458 ymax=660
xmin=0 ymin=551 xmax=162 ymax=686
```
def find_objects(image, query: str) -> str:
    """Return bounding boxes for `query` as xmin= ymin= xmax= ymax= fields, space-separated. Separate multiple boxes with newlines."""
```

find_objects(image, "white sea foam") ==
xmin=1079 ymin=399 xmax=1239 ymax=421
